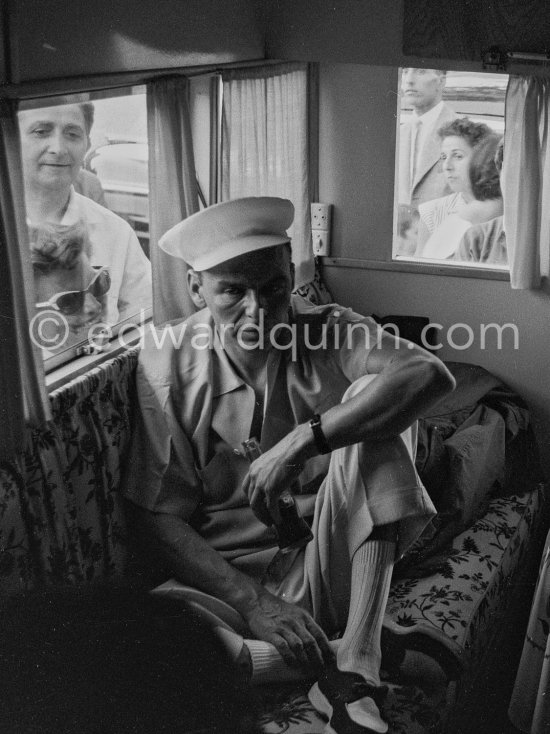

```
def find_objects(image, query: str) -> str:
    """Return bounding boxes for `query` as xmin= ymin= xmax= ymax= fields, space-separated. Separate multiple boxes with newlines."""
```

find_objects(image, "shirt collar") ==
xmin=26 ymin=186 xmax=75 ymax=227
xmin=210 ymin=325 xmax=245 ymax=397
xmin=60 ymin=186 xmax=79 ymax=225
xmin=209 ymin=314 xmax=283 ymax=399
xmin=413 ymin=100 xmax=444 ymax=129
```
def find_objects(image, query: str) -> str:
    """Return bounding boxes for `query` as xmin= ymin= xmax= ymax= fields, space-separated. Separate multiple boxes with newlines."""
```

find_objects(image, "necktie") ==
xmin=410 ymin=118 xmax=422 ymax=191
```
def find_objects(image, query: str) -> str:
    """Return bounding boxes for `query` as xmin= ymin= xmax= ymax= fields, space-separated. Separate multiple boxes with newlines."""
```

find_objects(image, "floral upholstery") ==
xmin=292 ymin=258 xmax=333 ymax=305
xmin=0 ymin=349 xmax=139 ymax=595
xmin=256 ymin=486 xmax=547 ymax=733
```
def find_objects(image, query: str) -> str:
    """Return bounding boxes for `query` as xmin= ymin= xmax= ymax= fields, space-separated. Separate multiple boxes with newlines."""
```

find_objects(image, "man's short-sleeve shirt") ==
xmin=123 ymin=295 xmax=381 ymax=567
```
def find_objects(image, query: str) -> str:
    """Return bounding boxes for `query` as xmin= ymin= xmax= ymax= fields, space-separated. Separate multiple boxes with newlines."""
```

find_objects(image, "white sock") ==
xmin=337 ymin=539 xmax=395 ymax=686
xmin=215 ymin=627 xmax=314 ymax=685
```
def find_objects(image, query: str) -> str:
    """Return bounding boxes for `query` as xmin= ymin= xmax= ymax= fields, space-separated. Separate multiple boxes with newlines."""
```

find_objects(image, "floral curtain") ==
xmin=0 ymin=349 xmax=139 ymax=596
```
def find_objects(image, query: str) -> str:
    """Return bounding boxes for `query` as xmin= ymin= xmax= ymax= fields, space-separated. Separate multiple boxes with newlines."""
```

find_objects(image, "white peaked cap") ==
xmin=159 ymin=197 xmax=295 ymax=271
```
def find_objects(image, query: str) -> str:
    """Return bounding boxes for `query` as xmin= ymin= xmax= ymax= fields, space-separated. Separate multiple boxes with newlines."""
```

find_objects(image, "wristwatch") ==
xmin=309 ymin=413 xmax=332 ymax=454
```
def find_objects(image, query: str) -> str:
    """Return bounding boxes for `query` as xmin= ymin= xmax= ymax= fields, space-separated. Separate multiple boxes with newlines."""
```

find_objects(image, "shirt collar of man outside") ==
xmin=412 ymin=99 xmax=444 ymax=129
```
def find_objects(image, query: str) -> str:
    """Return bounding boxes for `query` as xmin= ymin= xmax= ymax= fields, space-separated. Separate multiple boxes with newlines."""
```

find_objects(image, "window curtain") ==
xmin=503 ymin=76 xmax=550 ymax=289
xmin=0 ymin=350 xmax=138 ymax=594
xmin=221 ymin=63 xmax=315 ymax=288
xmin=147 ymin=77 xmax=200 ymax=325
xmin=0 ymin=98 xmax=50 ymax=462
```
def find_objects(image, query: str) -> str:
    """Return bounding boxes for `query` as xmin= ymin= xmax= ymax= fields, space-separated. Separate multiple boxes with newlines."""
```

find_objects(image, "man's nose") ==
xmin=243 ymin=289 xmax=261 ymax=319
xmin=46 ymin=130 xmax=67 ymax=155
xmin=402 ymin=70 xmax=415 ymax=86
xmin=442 ymin=157 xmax=453 ymax=171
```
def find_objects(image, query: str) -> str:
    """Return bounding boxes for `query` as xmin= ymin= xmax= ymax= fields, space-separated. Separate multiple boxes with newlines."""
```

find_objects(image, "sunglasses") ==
xmin=35 ymin=266 xmax=111 ymax=315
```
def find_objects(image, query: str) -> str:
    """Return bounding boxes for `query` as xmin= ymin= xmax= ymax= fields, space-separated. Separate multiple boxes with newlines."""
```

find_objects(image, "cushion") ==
xmin=397 ymin=362 xmax=539 ymax=576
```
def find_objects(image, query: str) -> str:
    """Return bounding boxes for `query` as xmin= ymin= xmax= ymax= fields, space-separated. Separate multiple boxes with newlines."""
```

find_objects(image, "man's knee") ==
xmin=340 ymin=375 xmax=417 ymax=460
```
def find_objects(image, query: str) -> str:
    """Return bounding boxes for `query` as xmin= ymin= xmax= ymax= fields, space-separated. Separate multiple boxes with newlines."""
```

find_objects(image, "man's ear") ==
xmin=187 ymin=268 xmax=206 ymax=309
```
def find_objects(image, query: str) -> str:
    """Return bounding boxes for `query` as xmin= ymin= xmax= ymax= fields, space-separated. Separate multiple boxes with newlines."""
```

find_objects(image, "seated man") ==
xmin=123 ymin=197 xmax=458 ymax=734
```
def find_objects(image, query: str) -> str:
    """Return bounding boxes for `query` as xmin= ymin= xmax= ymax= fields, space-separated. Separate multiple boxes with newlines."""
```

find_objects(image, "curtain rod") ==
xmin=508 ymin=51 xmax=550 ymax=63
xmin=0 ymin=58 xmax=286 ymax=100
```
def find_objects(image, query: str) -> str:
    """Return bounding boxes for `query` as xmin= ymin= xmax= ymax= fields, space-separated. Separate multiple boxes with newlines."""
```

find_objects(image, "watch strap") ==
xmin=309 ymin=413 xmax=332 ymax=455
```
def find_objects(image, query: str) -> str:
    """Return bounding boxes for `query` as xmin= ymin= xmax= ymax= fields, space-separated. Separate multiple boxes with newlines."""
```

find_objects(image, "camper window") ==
xmin=394 ymin=68 xmax=509 ymax=271
xmin=19 ymin=88 xmax=152 ymax=367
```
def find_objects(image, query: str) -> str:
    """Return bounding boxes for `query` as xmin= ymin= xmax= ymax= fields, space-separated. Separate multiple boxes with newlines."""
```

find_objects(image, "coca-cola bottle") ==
xmin=241 ymin=437 xmax=313 ymax=554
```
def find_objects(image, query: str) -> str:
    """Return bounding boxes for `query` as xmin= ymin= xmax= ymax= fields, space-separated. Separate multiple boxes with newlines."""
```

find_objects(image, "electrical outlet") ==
xmin=310 ymin=203 xmax=332 ymax=230
xmin=312 ymin=230 xmax=330 ymax=256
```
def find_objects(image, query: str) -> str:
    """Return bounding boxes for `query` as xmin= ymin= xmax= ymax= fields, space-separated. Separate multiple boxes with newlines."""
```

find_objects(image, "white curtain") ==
xmin=503 ymin=75 xmax=550 ymax=289
xmin=0 ymin=99 xmax=50 ymax=460
xmin=221 ymin=63 xmax=314 ymax=287
xmin=147 ymin=77 xmax=200 ymax=325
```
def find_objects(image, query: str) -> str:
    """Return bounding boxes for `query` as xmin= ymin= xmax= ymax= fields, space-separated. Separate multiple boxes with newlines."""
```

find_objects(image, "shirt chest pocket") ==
xmin=197 ymin=447 xmax=248 ymax=508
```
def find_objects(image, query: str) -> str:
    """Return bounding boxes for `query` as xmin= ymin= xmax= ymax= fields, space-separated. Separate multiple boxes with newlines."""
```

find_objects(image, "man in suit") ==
xmin=398 ymin=68 xmax=457 ymax=208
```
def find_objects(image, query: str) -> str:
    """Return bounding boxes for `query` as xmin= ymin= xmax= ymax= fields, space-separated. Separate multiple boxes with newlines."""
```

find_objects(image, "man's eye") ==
xmin=32 ymin=128 xmax=48 ymax=137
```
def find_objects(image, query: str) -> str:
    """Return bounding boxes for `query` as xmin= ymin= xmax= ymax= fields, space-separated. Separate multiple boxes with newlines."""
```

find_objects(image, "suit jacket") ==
xmin=398 ymin=103 xmax=458 ymax=208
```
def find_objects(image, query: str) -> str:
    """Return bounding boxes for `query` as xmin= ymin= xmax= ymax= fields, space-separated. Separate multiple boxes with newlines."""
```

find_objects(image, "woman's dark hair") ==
xmin=469 ymin=133 xmax=503 ymax=201
xmin=30 ymin=222 xmax=91 ymax=273
xmin=437 ymin=117 xmax=493 ymax=149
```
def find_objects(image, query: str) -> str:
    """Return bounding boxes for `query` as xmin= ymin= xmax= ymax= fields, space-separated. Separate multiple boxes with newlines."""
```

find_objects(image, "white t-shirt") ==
xmin=61 ymin=189 xmax=152 ymax=324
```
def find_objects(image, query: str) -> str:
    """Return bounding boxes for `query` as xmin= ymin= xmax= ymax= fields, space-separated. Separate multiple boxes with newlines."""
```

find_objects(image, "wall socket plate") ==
xmin=312 ymin=230 xmax=330 ymax=256
xmin=311 ymin=203 xmax=332 ymax=230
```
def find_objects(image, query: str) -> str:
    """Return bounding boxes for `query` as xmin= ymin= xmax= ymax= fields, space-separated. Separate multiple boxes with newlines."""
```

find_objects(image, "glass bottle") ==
xmin=241 ymin=437 xmax=313 ymax=554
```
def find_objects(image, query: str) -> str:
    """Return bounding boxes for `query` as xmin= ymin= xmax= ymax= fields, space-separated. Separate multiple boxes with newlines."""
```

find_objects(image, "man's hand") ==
xmin=242 ymin=443 xmax=304 ymax=525
xmin=244 ymin=588 xmax=335 ymax=672
xmin=242 ymin=422 xmax=317 ymax=526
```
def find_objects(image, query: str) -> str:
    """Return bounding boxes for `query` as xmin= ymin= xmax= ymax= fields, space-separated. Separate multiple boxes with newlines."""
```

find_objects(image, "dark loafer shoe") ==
xmin=381 ymin=616 xmax=466 ymax=680
xmin=308 ymin=664 xmax=389 ymax=734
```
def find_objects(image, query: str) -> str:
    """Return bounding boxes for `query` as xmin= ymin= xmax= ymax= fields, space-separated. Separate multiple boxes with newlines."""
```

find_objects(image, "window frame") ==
xmin=390 ymin=66 xmax=509 ymax=274
xmin=19 ymin=85 xmax=152 ymax=375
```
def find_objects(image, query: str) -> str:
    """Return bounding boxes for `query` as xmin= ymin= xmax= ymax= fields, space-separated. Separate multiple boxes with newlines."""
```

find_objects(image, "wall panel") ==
xmin=403 ymin=0 xmax=550 ymax=61
xmin=318 ymin=62 xmax=550 ymax=475
xmin=8 ymin=0 xmax=266 ymax=83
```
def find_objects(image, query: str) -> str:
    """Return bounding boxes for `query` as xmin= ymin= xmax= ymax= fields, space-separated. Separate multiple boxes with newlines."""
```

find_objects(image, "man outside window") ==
xmin=19 ymin=101 xmax=151 ymax=326
xmin=123 ymin=197 xmax=461 ymax=734
xmin=398 ymin=68 xmax=458 ymax=209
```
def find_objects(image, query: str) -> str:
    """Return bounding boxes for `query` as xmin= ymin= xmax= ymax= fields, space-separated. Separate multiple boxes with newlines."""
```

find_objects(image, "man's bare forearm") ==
xmin=257 ymin=344 xmax=455 ymax=471
xmin=128 ymin=503 xmax=334 ymax=669
xmin=131 ymin=504 xmax=264 ymax=617
xmin=318 ymin=346 xmax=455 ymax=451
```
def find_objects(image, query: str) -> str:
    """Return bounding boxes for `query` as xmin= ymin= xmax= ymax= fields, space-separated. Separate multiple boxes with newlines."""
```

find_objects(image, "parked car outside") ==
xmin=84 ymin=139 xmax=150 ymax=255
